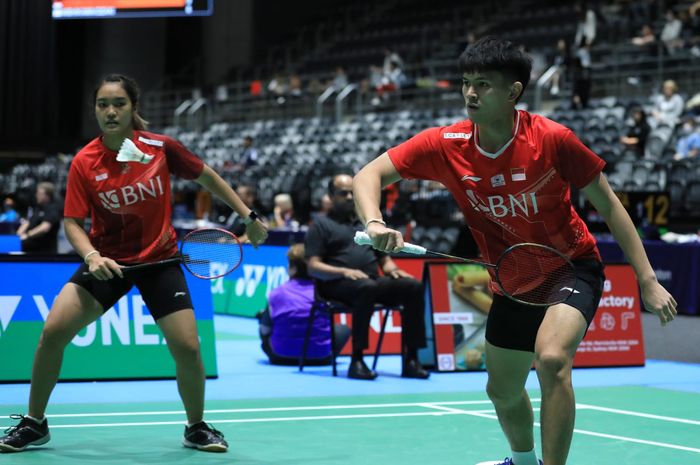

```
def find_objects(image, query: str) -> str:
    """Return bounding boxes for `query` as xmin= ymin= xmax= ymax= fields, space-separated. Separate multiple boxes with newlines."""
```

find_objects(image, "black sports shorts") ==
xmin=69 ymin=261 xmax=194 ymax=320
xmin=485 ymin=259 xmax=605 ymax=352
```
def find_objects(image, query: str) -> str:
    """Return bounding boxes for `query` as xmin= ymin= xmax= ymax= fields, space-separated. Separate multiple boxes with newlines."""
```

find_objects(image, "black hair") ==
xmin=93 ymin=74 xmax=149 ymax=130
xmin=458 ymin=36 xmax=532 ymax=102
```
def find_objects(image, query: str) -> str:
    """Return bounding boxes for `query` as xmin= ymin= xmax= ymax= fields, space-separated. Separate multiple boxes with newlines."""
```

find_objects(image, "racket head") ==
xmin=179 ymin=228 xmax=243 ymax=279
xmin=494 ymin=243 xmax=577 ymax=307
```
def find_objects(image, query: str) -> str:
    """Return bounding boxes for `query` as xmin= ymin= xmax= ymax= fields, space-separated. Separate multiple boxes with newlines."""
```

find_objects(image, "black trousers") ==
xmin=317 ymin=276 xmax=427 ymax=352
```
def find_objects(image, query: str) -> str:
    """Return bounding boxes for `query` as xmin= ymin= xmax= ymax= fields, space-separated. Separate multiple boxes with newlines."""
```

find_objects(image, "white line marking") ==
xmin=577 ymin=403 xmax=700 ymax=426
xmin=2 ymin=399 xmax=698 ymax=454
xmin=39 ymin=399 xmax=507 ymax=419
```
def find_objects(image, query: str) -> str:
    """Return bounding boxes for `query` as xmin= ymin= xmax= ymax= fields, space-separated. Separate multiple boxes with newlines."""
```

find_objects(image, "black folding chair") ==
xmin=299 ymin=288 xmax=401 ymax=376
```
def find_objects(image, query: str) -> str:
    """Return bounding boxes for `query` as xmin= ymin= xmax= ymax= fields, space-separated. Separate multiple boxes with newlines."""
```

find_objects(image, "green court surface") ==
xmin=1 ymin=386 xmax=698 ymax=464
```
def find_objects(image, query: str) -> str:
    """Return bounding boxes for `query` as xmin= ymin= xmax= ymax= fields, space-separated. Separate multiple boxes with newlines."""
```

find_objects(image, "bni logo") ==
xmin=0 ymin=296 xmax=22 ymax=339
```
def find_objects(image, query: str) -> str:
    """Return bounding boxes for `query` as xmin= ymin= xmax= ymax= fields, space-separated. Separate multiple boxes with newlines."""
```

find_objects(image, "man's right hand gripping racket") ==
xmin=354 ymin=231 xmax=577 ymax=307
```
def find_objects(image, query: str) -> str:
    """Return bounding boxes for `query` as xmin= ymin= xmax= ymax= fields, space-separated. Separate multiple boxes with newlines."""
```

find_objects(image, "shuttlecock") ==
xmin=116 ymin=138 xmax=154 ymax=164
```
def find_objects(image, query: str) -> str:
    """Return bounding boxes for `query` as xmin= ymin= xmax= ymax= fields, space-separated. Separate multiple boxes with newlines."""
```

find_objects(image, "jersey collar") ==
xmin=474 ymin=110 xmax=521 ymax=159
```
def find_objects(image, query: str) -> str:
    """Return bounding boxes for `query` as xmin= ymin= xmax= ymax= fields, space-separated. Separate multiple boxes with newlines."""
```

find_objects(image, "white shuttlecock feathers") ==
xmin=116 ymin=138 xmax=155 ymax=164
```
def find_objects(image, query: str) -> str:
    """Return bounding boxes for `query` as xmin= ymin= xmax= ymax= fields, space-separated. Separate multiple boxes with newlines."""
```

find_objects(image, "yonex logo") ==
xmin=0 ymin=296 xmax=22 ymax=340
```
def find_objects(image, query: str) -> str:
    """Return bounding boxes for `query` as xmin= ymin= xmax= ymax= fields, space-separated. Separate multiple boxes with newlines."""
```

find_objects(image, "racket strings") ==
xmin=180 ymin=229 xmax=242 ymax=279
xmin=496 ymin=244 xmax=577 ymax=306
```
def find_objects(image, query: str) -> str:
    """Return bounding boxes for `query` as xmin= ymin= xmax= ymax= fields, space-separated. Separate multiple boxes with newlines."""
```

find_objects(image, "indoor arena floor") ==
xmin=1 ymin=316 xmax=699 ymax=465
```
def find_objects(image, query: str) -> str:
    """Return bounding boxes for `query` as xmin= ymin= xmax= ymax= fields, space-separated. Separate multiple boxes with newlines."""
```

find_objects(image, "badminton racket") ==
xmin=84 ymin=228 xmax=243 ymax=280
xmin=354 ymin=231 xmax=576 ymax=307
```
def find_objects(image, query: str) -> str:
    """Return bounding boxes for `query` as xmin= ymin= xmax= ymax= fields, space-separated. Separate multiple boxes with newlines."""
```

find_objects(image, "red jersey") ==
xmin=388 ymin=110 xmax=605 ymax=293
xmin=64 ymin=131 xmax=204 ymax=264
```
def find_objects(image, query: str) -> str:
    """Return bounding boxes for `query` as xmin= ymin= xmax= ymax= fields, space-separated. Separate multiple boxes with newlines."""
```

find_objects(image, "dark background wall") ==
xmin=0 ymin=0 xmax=337 ymax=156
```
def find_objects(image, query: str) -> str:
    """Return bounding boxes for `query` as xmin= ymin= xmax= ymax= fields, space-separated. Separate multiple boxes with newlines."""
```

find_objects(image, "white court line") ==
xmin=423 ymin=404 xmax=700 ymax=455
xmin=36 ymin=399 xmax=510 ymax=419
xmin=2 ymin=400 xmax=698 ymax=454
xmin=577 ymin=403 xmax=700 ymax=426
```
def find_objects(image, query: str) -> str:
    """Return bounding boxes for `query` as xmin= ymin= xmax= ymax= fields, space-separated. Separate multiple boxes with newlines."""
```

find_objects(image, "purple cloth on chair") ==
xmin=269 ymin=278 xmax=331 ymax=358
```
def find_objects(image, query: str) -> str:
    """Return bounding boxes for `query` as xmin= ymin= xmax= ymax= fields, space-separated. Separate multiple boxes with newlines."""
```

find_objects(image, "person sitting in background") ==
xmin=0 ymin=197 xmax=18 ymax=223
xmin=16 ymin=182 xmax=61 ymax=254
xmin=620 ymin=107 xmax=651 ymax=158
xmin=650 ymin=79 xmax=685 ymax=128
xmin=674 ymin=117 xmax=700 ymax=160
xmin=305 ymin=174 xmax=429 ymax=380
xmin=257 ymin=243 xmax=350 ymax=366
xmin=271 ymin=193 xmax=299 ymax=230
xmin=227 ymin=184 xmax=268 ymax=241
xmin=231 ymin=136 xmax=259 ymax=172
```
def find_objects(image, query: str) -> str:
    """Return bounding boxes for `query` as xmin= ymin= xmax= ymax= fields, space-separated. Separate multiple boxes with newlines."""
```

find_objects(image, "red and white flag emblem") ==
xmin=511 ymin=168 xmax=526 ymax=181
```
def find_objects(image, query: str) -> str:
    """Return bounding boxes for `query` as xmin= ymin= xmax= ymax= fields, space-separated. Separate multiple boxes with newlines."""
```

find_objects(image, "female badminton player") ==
xmin=0 ymin=74 xmax=267 ymax=453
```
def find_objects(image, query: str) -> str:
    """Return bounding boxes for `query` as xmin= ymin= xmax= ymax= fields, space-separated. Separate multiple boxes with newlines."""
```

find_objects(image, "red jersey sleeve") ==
xmin=387 ymin=127 xmax=444 ymax=181
xmin=63 ymin=157 xmax=91 ymax=219
xmin=164 ymin=136 xmax=205 ymax=179
xmin=556 ymin=129 xmax=606 ymax=188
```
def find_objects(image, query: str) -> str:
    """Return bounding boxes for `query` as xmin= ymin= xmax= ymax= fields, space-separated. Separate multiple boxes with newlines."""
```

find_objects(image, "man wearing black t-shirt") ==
xmin=17 ymin=182 xmax=61 ymax=254
xmin=305 ymin=174 xmax=429 ymax=380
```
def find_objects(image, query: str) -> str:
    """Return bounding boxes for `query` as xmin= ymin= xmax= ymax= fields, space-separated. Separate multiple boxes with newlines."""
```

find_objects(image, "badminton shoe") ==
xmin=0 ymin=415 xmax=50 ymax=452
xmin=183 ymin=421 xmax=228 ymax=452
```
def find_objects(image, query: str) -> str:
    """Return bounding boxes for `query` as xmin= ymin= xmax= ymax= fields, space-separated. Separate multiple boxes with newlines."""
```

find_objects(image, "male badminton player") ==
xmin=352 ymin=37 xmax=676 ymax=465
xmin=0 ymin=74 xmax=267 ymax=453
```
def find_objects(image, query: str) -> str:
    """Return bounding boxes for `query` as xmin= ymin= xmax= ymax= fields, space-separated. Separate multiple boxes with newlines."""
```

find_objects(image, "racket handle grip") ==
xmin=353 ymin=231 xmax=427 ymax=255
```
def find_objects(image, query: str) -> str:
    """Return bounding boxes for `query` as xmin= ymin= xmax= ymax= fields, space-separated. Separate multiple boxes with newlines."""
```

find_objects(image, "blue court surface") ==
xmin=1 ymin=315 xmax=699 ymax=465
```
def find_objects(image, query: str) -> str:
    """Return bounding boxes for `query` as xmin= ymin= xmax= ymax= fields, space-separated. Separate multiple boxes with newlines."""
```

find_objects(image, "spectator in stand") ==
xmin=660 ymin=9 xmax=684 ymax=54
xmin=382 ymin=48 xmax=405 ymax=76
xmin=271 ymin=193 xmax=300 ymax=231
xmin=574 ymin=2 xmax=597 ymax=48
xmin=267 ymin=73 xmax=288 ymax=104
xmin=674 ymin=117 xmax=700 ymax=160
xmin=227 ymin=184 xmax=269 ymax=241
xmin=570 ymin=51 xmax=592 ymax=109
xmin=327 ymin=67 xmax=348 ymax=94
xmin=620 ymin=107 xmax=651 ymax=158
xmin=231 ymin=136 xmax=259 ymax=172
xmin=549 ymin=39 xmax=571 ymax=96
xmin=0 ymin=196 xmax=19 ymax=223
xmin=650 ymin=79 xmax=685 ymax=128
xmin=16 ymin=182 xmax=62 ymax=254
xmin=288 ymin=73 xmax=304 ymax=100
xmin=631 ymin=24 xmax=657 ymax=55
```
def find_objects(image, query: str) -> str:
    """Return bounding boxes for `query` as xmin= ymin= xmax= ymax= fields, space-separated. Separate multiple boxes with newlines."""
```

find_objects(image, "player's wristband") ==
xmin=84 ymin=250 xmax=99 ymax=264
xmin=364 ymin=218 xmax=386 ymax=229
xmin=243 ymin=210 xmax=259 ymax=225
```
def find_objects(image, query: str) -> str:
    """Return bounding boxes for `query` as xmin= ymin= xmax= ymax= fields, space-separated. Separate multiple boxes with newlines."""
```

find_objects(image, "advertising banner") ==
xmin=0 ymin=260 xmax=217 ymax=382
xmin=426 ymin=262 xmax=645 ymax=371
xmin=211 ymin=245 xmax=289 ymax=317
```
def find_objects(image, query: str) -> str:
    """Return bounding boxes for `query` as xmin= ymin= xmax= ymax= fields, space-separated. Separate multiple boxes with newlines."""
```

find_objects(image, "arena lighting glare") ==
xmin=52 ymin=0 xmax=213 ymax=20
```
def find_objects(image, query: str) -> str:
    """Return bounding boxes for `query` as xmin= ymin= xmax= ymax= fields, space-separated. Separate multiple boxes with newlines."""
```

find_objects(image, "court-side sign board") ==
xmin=427 ymin=263 xmax=645 ymax=371
xmin=0 ymin=261 xmax=217 ymax=382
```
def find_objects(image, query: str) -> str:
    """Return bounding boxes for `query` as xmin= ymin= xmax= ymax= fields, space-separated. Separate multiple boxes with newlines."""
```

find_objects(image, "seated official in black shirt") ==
xmin=305 ymin=174 xmax=429 ymax=380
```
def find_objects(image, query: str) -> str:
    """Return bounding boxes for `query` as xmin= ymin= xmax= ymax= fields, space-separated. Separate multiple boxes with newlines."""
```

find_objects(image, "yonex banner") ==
xmin=211 ymin=245 xmax=289 ymax=317
xmin=0 ymin=258 xmax=217 ymax=382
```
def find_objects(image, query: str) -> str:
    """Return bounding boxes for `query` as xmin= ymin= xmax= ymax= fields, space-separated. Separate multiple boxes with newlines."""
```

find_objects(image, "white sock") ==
xmin=512 ymin=448 xmax=539 ymax=465
xmin=27 ymin=415 xmax=45 ymax=424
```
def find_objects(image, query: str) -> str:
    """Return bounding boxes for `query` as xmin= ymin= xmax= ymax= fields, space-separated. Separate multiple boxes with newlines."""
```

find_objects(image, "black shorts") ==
xmin=485 ymin=259 xmax=605 ymax=352
xmin=69 ymin=261 xmax=194 ymax=320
